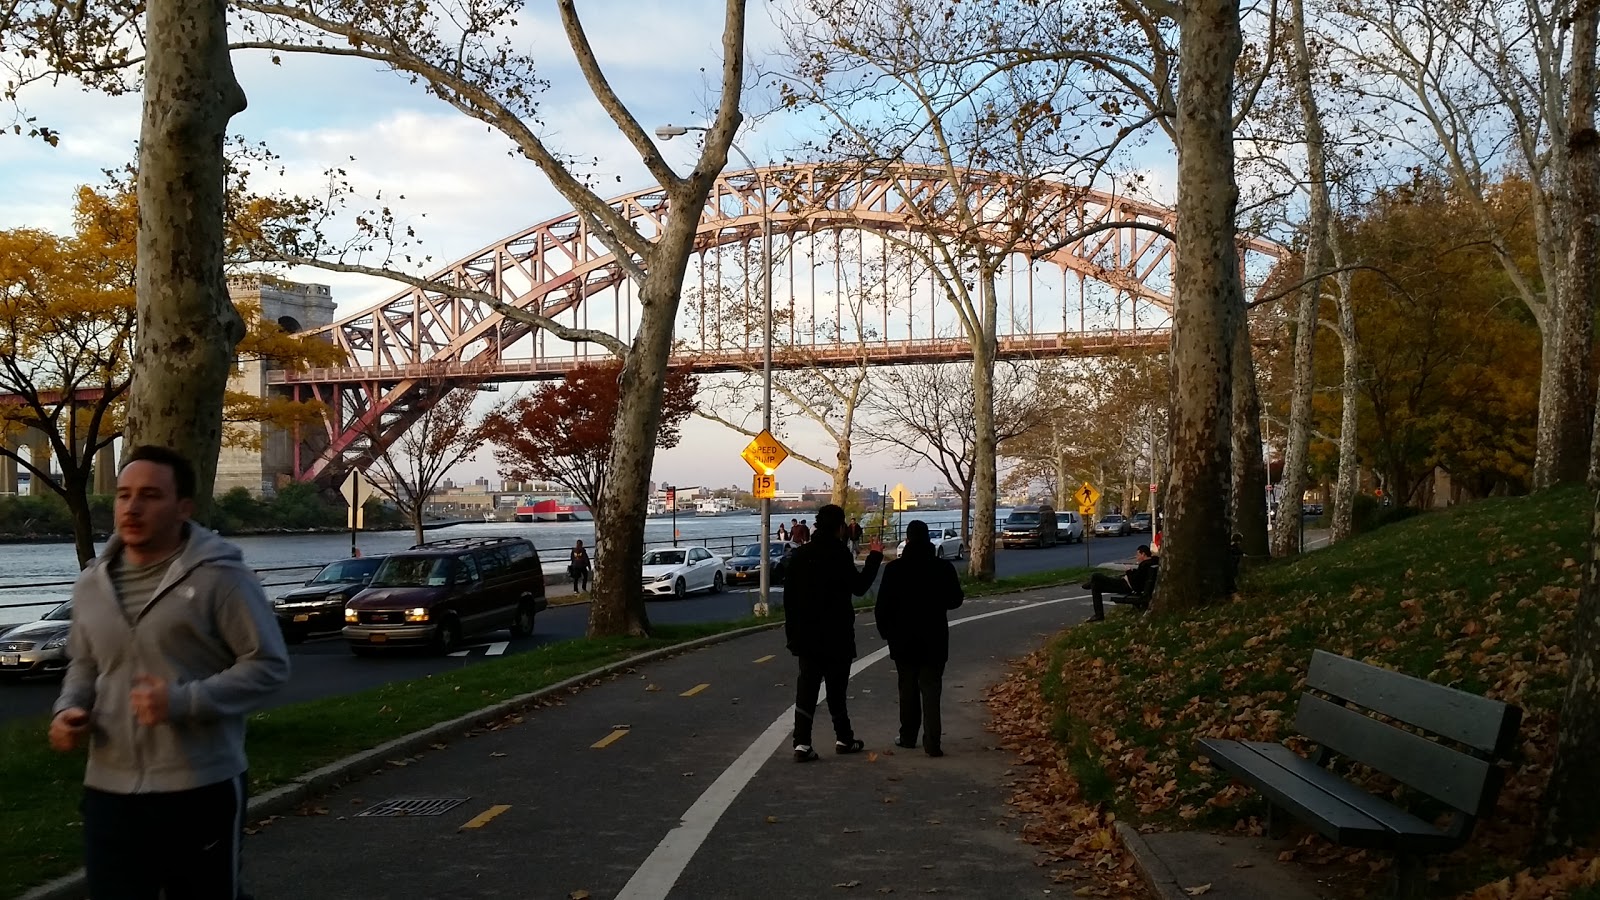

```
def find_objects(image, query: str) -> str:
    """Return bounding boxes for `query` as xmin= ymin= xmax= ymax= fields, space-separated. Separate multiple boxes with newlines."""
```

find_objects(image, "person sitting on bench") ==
xmin=1082 ymin=545 xmax=1158 ymax=621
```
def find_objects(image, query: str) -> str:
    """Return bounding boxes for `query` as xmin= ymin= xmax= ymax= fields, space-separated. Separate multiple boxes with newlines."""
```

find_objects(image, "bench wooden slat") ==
xmin=1243 ymin=742 xmax=1459 ymax=854
xmin=1307 ymin=650 xmax=1521 ymax=756
xmin=1295 ymin=694 xmax=1499 ymax=815
xmin=1197 ymin=738 xmax=1392 ymax=847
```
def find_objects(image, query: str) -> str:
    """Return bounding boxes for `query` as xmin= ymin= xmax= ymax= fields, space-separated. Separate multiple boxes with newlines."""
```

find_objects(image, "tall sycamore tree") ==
xmin=232 ymin=0 xmax=750 ymax=638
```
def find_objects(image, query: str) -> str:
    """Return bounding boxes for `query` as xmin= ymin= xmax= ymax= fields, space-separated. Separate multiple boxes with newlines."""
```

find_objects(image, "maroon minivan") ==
xmin=342 ymin=536 xmax=546 ymax=655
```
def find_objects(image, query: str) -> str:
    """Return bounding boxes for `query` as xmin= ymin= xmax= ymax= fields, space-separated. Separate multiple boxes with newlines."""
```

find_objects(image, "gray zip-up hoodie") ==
xmin=53 ymin=524 xmax=291 ymax=794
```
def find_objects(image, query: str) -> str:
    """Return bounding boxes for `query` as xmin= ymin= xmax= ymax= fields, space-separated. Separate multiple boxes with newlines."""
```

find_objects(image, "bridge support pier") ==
xmin=94 ymin=443 xmax=117 ymax=495
xmin=0 ymin=444 xmax=14 ymax=494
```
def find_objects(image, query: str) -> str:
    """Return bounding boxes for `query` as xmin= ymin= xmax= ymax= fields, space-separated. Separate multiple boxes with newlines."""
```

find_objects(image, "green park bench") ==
xmin=1197 ymin=649 xmax=1523 ymax=897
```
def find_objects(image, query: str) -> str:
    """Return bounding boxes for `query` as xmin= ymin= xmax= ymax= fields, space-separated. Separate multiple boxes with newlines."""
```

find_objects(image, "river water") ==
xmin=0 ymin=509 xmax=981 ymax=625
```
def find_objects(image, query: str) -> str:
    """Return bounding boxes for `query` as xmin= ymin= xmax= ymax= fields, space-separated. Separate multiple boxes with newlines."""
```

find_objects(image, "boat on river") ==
xmin=514 ymin=497 xmax=592 ymax=522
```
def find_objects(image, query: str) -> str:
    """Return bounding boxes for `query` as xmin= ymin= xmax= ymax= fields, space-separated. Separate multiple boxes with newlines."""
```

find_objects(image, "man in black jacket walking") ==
xmin=874 ymin=520 xmax=964 ymax=756
xmin=784 ymin=504 xmax=884 ymax=762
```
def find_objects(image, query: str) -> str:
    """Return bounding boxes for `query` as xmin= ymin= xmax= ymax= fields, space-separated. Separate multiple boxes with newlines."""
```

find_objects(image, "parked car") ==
xmin=725 ymin=542 xmax=796 ymax=585
xmin=1129 ymin=511 xmax=1153 ymax=533
xmin=274 ymin=555 xmax=387 ymax=643
xmin=1304 ymin=502 xmax=1325 ymax=516
xmin=896 ymin=527 xmax=965 ymax=560
xmin=1058 ymin=511 xmax=1085 ymax=544
xmin=641 ymin=546 xmax=726 ymax=599
xmin=342 ymin=537 xmax=546 ymax=655
xmin=1000 ymin=505 xmax=1060 ymax=548
xmin=1094 ymin=514 xmax=1132 ymax=537
xmin=0 ymin=600 xmax=71 ymax=679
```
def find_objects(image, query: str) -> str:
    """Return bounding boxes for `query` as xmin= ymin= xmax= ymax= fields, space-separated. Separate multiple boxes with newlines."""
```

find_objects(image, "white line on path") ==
xmin=484 ymin=641 xmax=509 ymax=656
xmin=614 ymin=593 xmax=1085 ymax=900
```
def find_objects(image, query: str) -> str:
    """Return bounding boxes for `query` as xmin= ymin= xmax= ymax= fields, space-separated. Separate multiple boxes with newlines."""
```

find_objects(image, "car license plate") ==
xmin=1 ymin=654 xmax=18 ymax=666
xmin=293 ymin=614 xmax=311 ymax=623
xmin=369 ymin=633 xmax=388 ymax=643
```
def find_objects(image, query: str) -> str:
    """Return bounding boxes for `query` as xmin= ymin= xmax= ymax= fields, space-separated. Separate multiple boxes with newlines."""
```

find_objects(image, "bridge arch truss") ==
xmin=271 ymin=162 xmax=1287 ymax=482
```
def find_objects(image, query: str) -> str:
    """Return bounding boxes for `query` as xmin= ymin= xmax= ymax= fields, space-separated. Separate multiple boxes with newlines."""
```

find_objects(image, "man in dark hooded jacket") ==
xmin=874 ymin=520 xmax=964 ymax=756
xmin=783 ymin=504 xmax=884 ymax=761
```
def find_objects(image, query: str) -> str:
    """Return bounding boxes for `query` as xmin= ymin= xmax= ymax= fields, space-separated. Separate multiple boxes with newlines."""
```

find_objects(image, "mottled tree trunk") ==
xmin=968 ymin=273 xmax=1000 ymax=580
xmin=831 ymin=435 xmax=853 ymax=506
xmin=1329 ymin=264 xmax=1361 ymax=543
xmin=1155 ymin=0 xmax=1242 ymax=613
xmin=123 ymin=0 xmax=248 ymax=511
xmin=1539 ymin=471 xmax=1600 ymax=852
xmin=960 ymin=481 xmax=973 ymax=548
xmin=589 ymin=265 xmax=690 ymax=637
xmin=1537 ymin=4 xmax=1600 ymax=855
xmin=1230 ymin=311 xmax=1269 ymax=558
xmin=1272 ymin=0 xmax=1331 ymax=556
xmin=1537 ymin=1 xmax=1599 ymax=488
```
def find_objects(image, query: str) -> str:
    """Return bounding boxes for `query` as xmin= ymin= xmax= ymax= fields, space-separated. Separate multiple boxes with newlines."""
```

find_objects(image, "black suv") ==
xmin=1001 ymin=505 xmax=1060 ymax=548
xmin=342 ymin=537 xmax=547 ymax=655
xmin=274 ymin=555 xmax=387 ymax=643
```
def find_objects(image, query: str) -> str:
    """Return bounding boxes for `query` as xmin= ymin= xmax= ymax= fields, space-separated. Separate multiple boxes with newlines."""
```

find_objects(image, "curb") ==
xmin=1114 ymin=821 xmax=1189 ymax=900
xmin=16 ymin=619 xmax=787 ymax=900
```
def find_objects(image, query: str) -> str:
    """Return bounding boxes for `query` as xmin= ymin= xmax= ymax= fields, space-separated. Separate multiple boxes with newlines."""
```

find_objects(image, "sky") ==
xmin=0 ymin=1 xmax=1185 ymax=497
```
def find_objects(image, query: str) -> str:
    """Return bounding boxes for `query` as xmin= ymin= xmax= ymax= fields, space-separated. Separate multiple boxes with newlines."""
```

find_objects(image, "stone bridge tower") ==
xmin=214 ymin=274 xmax=336 ymax=496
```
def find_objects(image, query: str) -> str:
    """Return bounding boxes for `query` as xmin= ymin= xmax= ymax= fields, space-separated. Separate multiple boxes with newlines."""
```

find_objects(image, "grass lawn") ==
xmin=963 ymin=565 xmax=1092 ymax=597
xmin=0 ymin=619 xmax=764 ymax=899
xmin=1030 ymin=486 xmax=1586 ymax=896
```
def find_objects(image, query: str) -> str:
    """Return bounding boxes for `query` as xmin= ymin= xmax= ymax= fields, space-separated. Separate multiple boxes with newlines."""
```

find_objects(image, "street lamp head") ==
xmin=655 ymin=125 xmax=691 ymax=140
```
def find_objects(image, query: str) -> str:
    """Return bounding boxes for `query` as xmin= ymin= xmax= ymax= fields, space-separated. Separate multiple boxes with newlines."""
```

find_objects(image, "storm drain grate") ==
xmin=355 ymin=797 xmax=470 ymax=818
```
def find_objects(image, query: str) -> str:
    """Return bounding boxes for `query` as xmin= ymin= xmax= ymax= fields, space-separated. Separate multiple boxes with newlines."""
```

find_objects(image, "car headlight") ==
xmin=326 ymin=593 xmax=347 ymax=606
xmin=43 ymin=635 xmax=68 ymax=650
xmin=653 ymin=573 xmax=673 ymax=582
xmin=345 ymin=607 xmax=358 ymax=624
xmin=405 ymin=607 xmax=430 ymax=623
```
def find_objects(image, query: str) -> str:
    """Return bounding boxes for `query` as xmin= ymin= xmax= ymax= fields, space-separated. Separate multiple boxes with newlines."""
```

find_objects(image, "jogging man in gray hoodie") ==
xmin=49 ymin=445 xmax=291 ymax=899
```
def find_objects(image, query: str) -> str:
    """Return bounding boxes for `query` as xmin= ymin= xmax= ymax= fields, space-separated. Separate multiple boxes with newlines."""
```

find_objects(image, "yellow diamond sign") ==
xmin=1075 ymin=481 xmax=1101 ymax=508
xmin=741 ymin=430 xmax=789 ymax=475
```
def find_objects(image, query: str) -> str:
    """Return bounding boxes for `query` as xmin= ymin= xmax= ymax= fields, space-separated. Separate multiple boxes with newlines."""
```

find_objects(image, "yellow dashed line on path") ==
xmin=753 ymin=654 xmax=775 ymax=664
xmin=592 ymin=729 xmax=629 ymax=749
xmin=459 ymin=804 xmax=511 ymax=830
xmin=681 ymin=683 xmax=709 ymax=697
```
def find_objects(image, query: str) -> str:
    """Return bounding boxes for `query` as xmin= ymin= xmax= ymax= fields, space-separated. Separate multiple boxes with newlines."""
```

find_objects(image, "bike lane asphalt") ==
xmin=238 ymin=587 xmax=1099 ymax=900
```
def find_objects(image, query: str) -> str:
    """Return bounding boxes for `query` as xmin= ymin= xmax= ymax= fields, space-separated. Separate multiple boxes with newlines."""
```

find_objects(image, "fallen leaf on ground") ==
xmin=1184 ymin=885 xmax=1211 ymax=896
xmin=833 ymin=880 xmax=862 ymax=888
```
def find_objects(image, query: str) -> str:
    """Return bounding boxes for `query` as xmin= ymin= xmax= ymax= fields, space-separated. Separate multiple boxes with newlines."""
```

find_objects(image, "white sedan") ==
xmin=640 ymin=547 xmax=726 ymax=599
xmin=896 ymin=527 xmax=965 ymax=560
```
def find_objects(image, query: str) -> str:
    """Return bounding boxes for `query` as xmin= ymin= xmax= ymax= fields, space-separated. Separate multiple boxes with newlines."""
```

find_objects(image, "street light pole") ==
xmin=657 ymin=124 xmax=774 ymax=617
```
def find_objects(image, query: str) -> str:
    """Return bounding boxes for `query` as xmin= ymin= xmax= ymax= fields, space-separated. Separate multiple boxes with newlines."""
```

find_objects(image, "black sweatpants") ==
xmin=895 ymin=660 xmax=946 ymax=750
xmin=84 ymin=773 xmax=247 ymax=900
xmin=1088 ymin=572 xmax=1143 ymax=618
xmin=793 ymin=654 xmax=854 ymax=748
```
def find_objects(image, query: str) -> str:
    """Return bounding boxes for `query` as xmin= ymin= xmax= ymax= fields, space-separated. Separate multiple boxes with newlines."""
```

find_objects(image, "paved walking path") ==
xmin=218 ymin=579 xmax=1344 ymax=899
xmin=234 ymin=589 xmax=1093 ymax=898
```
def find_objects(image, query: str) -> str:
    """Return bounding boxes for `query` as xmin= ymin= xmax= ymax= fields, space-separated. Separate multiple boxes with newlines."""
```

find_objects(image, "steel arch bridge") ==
xmin=269 ymin=162 xmax=1287 ymax=483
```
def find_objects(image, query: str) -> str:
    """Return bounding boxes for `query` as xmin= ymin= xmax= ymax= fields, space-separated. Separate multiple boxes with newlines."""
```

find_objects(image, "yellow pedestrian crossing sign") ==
xmin=1075 ymin=481 xmax=1101 ymax=508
